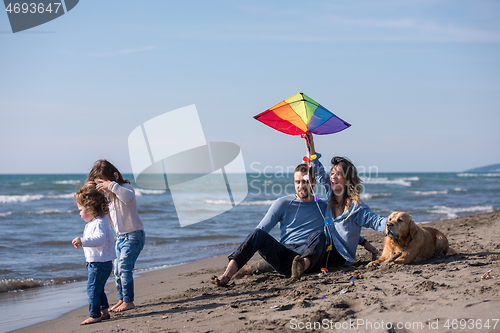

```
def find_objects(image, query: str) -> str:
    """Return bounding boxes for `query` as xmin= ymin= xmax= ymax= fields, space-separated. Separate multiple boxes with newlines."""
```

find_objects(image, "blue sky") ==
xmin=1 ymin=0 xmax=499 ymax=173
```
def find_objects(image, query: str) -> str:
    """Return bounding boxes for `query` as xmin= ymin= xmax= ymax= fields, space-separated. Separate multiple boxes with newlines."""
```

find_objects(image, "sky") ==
xmin=1 ymin=0 xmax=499 ymax=174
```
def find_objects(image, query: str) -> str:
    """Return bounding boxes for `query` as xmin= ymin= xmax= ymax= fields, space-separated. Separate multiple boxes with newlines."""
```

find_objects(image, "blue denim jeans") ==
xmin=115 ymin=230 xmax=145 ymax=302
xmin=86 ymin=261 xmax=113 ymax=318
xmin=228 ymin=229 xmax=326 ymax=276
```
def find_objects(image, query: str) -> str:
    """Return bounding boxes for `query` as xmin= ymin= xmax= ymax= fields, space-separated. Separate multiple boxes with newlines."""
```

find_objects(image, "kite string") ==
xmin=303 ymin=137 xmax=333 ymax=270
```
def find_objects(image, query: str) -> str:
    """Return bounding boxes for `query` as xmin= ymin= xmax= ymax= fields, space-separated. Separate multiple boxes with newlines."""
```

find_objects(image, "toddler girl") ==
xmin=72 ymin=185 xmax=116 ymax=325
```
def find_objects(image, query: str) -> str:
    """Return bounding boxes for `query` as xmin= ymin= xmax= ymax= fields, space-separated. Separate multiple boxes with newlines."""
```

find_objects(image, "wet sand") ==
xmin=12 ymin=210 xmax=500 ymax=333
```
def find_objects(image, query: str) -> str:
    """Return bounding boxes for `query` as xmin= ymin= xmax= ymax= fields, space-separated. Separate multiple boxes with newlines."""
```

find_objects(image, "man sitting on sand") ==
xmin=212 ymin=164 xmax=327 ymax=286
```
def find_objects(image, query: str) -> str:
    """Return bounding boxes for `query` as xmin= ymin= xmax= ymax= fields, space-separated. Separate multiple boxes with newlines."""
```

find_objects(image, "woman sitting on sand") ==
xmin=305 ymin=133 xmax=387 ymax=267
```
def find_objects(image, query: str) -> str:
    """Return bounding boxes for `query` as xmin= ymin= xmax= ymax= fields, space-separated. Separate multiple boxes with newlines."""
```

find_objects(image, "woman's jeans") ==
xmin=115 ymin=230 xmax=145 ymax=302
xmin=87 ymin=261 xmax=113 ymax=318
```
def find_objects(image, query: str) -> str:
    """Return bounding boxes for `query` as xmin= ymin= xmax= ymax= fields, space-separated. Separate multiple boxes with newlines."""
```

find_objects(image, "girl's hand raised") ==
xmin=95 ymin=178 xmax=112 ymax=193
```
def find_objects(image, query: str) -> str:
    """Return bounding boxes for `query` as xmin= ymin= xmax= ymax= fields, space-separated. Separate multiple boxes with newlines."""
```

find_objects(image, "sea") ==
xmin=1 ymin=171 xmax=499 ymax=332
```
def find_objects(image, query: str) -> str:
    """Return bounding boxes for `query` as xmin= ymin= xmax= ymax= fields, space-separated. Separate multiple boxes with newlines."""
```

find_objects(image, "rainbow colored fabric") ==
xmin=254 ymin=92 xmax=351 ymax=135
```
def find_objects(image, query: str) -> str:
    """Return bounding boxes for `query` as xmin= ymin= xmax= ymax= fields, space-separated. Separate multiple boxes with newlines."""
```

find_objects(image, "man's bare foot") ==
xmin=111 ymin=301 xmax=135 ymax=312
xmin=211 ymin=259 xmax=238 ymax=286
xmin=101 ymin=309 xmax=110 ymax=320
xmin=233 ymin=260 xmax=275 ymax=279
xmin=110 ymin=300 xmax=123 ymax=311
xmin=291 ymin=255 xmax=305 ymax=280
xmin=80 ymin=317 xmax=101 ymax=325
xmin=232 ymin=263 xmax=256 ymax=279
xmin=210 ymin=274 xmax=230 ymax=287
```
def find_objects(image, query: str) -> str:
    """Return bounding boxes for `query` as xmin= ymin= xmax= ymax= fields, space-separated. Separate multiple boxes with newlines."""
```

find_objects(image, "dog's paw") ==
xmin=388 ymin=252 xmax=402 ymax=262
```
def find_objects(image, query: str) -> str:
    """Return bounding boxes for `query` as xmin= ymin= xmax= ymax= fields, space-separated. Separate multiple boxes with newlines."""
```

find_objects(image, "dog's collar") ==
xmin=393 ymin=235 xmax=414 ymax=248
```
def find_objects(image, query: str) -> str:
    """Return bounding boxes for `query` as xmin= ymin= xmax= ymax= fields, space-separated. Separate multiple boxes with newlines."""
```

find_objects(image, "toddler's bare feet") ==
xmin=112 ymin=301 xmax=135 ymax=312
xmin=110 ymin=300 xmax=123 ymax=311
xmin=80 ymin=317 xmax=101 ymax=325
xmin=291 ymin=255 xmax=305 ymax=280
xmin=101 ymin=309 xmax=110 ymax=320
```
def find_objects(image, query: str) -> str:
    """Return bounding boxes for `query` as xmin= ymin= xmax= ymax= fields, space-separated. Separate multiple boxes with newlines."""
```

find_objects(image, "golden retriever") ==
xmin=368 ymin=211 xmax=456 ymax=265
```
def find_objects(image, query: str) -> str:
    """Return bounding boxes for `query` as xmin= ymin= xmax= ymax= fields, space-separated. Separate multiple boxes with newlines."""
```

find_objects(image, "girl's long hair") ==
xmin=87 ymin=159 xmax=129 ymax=185
xmin=86 ymin=160 xmax=130 ymax=202
xmin=328 ymin=156 xmax=363 ymax=213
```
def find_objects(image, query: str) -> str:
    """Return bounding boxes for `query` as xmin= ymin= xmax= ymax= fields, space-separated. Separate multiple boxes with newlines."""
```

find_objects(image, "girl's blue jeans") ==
xmin=115 ymin=230 xmax=145 ymax=302
xmin=86 ymin=261 xmax=113 ymax=318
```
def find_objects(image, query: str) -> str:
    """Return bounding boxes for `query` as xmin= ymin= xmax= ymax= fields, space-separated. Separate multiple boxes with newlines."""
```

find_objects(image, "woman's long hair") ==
xmin=328 ymin=156 xmax=363 ymax=214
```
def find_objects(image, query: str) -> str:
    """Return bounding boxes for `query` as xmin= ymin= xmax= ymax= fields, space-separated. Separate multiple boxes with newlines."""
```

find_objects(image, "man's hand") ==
xmin=363 ymin=240 xmax=378 ymax=261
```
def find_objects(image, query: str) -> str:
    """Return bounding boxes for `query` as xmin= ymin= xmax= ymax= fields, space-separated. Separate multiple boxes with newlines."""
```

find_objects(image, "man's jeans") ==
xmin=115 ymin=230 xmax=145 ymax=302
xmin=87 ymin=261 xmax=113 ymax=318
xmin=228 ymin=229 xmax=326 ymax=276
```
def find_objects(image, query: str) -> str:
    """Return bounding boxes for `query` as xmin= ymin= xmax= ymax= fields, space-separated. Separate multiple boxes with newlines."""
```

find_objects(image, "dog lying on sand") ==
xmin=368 ymin=211 xmax=456 ymax=266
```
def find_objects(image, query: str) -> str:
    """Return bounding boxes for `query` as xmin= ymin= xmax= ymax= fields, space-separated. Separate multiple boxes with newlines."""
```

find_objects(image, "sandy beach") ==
xmin=13 ymin=210 xmax=500 ymax=333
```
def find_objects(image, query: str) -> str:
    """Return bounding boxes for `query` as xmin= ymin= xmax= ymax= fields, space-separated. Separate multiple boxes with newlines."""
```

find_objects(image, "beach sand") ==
xmin=13 ymin=211 xmax=500 ymax=333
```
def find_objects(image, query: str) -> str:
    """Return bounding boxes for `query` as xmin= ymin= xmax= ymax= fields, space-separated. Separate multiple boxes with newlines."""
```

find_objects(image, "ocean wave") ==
xmin=457 ymin=173 xmax=500 ymax=177
xmin=0 ymin=194 xmax=44 ymax=204
xmin=135 ymin=188 xmax=166 ymax=196
xmin=20 ymin=182 xmax=34 ymax=186
xmin=409 ymin=190 xmax=448 ymax=196
xmin=47 ymin=193 xmax=75 ymax=199
xmin=361 ymin=177 xmax=412 ymax=186
xmin=240 ymin=200 xmax=275 ymax=206
xmin=204 ymin=199 xmax=275 ymax=206
xmin=361 ymin=193 xmax=392 ymax=200
xmin=32 ymin=209 xmax=74 ymax=215
xmin=174 ymin=235 xmax=241 ymax=242
xmin=0 ymin=212 xmax=12 ymax=217
xmin=53 ymin=180 xmax=82 ymax=185
xmin=0 ymin=277 xmax=81 ymax=293
xmin=428 ymin=205 xmax=494 ymax=219
xmin=0 ymin=193 xmax=75 ymax=204
xmin=37 ymin=240 xmax=75 ymax=247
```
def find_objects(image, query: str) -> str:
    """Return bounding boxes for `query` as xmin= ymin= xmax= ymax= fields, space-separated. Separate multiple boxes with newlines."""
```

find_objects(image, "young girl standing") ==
xmin=87 ymin=160 xmax=145 ymax=312
xmin=72 ymin=186 xmax=116 ymax=325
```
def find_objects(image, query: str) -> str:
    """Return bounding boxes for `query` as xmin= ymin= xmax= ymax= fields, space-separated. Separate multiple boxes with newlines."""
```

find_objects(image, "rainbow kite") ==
xmin=254 ymin=92 xmax=350 ymax=136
